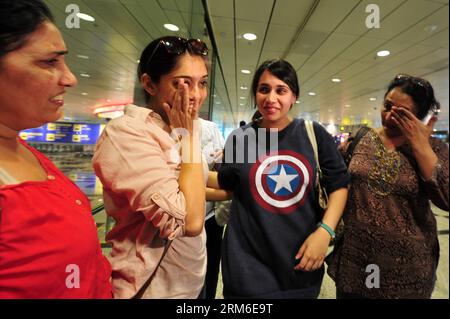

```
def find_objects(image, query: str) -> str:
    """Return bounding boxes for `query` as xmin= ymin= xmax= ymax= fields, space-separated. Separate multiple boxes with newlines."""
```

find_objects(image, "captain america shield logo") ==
xmin=249 ymin=150 xmax=313 ymax=214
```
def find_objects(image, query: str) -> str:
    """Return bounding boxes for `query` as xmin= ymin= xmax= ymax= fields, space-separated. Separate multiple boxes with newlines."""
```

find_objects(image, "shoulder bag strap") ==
xmin=345 ymin=126 xmax=370 ymax=166
xmin=305 ymin=121 xmax=329 ymax=210
xmin=133 ymin=240 xmax=172 ymax=299
xmin=305 ymin=120 xmax=321 ymax=178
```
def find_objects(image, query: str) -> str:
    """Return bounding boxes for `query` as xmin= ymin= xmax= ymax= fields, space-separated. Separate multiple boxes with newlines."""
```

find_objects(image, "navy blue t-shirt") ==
xmin=218 ymin=119 xmax=350 ymax=298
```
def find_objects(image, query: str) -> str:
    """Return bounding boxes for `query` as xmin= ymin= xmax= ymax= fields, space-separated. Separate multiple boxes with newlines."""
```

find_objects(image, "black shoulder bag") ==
xmin=344 ymin=126 xmax=370 ymax=167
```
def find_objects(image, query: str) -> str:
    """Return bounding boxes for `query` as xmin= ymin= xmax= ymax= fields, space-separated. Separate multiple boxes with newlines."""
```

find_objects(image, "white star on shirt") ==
xmin=268 ymin=165 xmax=298 ymax=194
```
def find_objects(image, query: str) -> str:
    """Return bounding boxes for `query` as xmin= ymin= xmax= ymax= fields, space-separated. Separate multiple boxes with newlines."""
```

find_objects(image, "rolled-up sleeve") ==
xmin=93 ymin=116 xmax=187 ymax=239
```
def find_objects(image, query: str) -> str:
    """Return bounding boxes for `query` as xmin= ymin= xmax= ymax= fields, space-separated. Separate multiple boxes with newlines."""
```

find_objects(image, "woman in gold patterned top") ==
xmin=327 ymin=74 xmax=449 ymax=299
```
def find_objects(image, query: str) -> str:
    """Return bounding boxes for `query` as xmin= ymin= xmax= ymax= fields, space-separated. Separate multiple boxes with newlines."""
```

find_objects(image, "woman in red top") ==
xmin=0 ymin=0 xmax=112 ymax=298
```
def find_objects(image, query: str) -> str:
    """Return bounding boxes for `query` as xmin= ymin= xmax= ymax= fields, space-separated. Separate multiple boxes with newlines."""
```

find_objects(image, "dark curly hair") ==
xmin=384 ymin=74 xmax=440 ymax=120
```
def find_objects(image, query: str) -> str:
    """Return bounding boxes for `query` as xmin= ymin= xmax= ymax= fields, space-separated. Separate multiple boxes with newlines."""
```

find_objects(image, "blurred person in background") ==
xmin=199 ymin=118 xmax=230 ymax=299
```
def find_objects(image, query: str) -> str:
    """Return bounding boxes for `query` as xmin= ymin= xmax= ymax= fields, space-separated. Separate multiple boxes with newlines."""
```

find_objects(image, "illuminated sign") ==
xmin=20 ymin=122 xmax=102 ymax=144
xmin=68 ymin=173 xmax=102 ymax=196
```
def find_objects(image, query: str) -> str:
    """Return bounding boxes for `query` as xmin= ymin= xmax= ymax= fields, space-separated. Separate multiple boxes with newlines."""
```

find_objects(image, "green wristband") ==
xmin=318 ymin=222 xmax=335 ymax=239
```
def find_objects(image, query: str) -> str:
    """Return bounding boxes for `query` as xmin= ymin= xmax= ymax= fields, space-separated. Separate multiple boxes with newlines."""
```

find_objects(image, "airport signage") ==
xmin=20 ymin=122 xmax=103 ymax=145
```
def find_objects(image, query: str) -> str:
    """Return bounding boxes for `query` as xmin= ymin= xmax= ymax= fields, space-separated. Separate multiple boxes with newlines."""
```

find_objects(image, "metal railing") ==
xmin=91 ymin=204 xmax=105 ymax=215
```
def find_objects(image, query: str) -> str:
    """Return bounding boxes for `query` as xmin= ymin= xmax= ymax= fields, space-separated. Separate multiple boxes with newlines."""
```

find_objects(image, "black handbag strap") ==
xmin=344 ymin=126 xmax=370 ymax=166
xmin=133 ymin=240 xmax=172 ymax=299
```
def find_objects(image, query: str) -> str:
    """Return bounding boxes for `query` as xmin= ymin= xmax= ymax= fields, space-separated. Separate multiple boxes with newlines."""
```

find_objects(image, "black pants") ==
xmin=201 ymin=217 xmax=224 ymax=299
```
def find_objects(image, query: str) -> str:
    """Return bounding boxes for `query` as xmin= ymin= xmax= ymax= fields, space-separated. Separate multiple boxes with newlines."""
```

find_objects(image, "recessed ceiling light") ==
xmin=215 ymin=101 xmax=221 ymax=104
xmin=295 ymin=101 xmax=300 ymax=104
xmin=239 ymin=103 xmax=245 ymax=106
xmin=424 ymin=25 xmax=438 ymax=33
xmin=239 ymin=97 xmax=246 ymax=100
xmin=136 ymin=59 xmax=140 ymax=63
xmin=240 ymin=86 xmax=248 ymax=90
xmin=164 ymin=23 xmax=179 ymax=31
xmin=308 ymin=92 xmax=316 ymax=96
xmin=331 ymin=78 xmax=341 ymax=83
xmin=115 ymin=87 xmax=123 ymax=91
xmin=81 ymin=92 xmax=88 ymax=96
xmin=376 ymin=50 xmax=390 ymax=57
xmin=345 ymin=104 xmax=350 ymax=108
xmin=369 ymin=97 xmax=377 ymax=101
xmin=80 ymin=73 xmax=90 ymax=78
xmin=243 ymin=33 xmax=257 ymax=41
xmin=76 ymin=13 xmax=95 ymax=22
xmin=241 ymin=69 xmax=251 ymax=74
xmin=77 ymin=54 xmax=89 ymax=59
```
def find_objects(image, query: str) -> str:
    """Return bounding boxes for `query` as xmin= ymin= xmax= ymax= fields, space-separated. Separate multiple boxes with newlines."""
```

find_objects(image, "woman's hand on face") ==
xmin=162 ymin=79 xmax=199 ymax=135
xmin=294 ymin=227 xmax=331 ymax=272
xmin=390 ymin=106 xmax=437 ymax=148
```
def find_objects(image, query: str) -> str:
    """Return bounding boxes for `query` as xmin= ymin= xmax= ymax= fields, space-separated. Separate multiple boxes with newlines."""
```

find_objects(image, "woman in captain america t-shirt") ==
xmin=208 ymin=59 xmax=350 ymax=298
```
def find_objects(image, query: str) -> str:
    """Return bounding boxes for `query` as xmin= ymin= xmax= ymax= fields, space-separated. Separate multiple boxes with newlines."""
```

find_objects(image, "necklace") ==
xmin=367 ymin=130 xmax=402 ymax=196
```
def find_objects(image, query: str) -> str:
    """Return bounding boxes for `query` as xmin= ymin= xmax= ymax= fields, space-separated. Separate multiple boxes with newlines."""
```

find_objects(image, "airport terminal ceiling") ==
xmin=45 ymin=0 xmax=449 ymax=134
